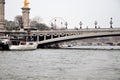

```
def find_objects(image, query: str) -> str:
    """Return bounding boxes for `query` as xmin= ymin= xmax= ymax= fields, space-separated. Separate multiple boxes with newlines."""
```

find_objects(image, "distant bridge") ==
xmin=0 ymin=28 xmax=120 ymax=47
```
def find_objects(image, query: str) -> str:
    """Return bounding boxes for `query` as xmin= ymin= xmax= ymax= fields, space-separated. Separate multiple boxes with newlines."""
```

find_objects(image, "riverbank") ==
xmin=65 ymin=46 xmax=120 ymax=50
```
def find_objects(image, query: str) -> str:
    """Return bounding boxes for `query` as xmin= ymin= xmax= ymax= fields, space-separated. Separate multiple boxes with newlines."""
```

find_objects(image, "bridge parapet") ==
xmin=0 ymin=28 xmax=120 ymax=33
xmin=37 ymin=31 xmax=120 ymax=45
xmin=29 ymin=28 xmax=120 ymax=38
xmin=0 ymin=28 xmax=120 ymax=44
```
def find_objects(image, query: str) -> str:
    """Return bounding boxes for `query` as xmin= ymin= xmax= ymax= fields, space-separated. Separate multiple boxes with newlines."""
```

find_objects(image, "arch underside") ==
xmin=38 ymin=32 xmax=120 ymax=45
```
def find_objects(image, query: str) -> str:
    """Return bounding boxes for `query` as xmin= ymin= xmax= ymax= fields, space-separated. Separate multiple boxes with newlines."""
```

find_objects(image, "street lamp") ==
xmin=50 ymin=22 xmax=54 ymax=30
xmin=110 ymin=17 xmax=113 ymax=28
xmin=65 ymin=22 xmax=68 ymax=29
xmin=94 ymin=20 xmax=98 ymax=28
xmin=54 ymin=19 xmax=57 ymax=29
xmin=61 ymin=22 xmax=63 ymax=28
xmin=79 ymin=21 xmax=83 ymax=29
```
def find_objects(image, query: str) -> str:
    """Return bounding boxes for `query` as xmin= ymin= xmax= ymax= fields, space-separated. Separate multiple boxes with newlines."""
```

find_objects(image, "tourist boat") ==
xmin=9 ymin=41 xmax=37 ymax=50
xmin=9 ymin=29 xmax=38 ymax=50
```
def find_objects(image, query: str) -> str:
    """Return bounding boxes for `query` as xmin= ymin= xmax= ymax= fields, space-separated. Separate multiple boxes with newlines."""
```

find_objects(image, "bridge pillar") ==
xmin=58 ymin=33 xmax=60 ymax=38
xmin=51 ymin=34 xmax=53 ymax=39
xmin=22 ymin=7 xmax=30 ymax=29
xmin=37 ymin=35 xmax=39 ymax=42
xmin=0 ymin=0 xmax=5 ymax=30
xmin=44 ymin=34 xmax=46 ymax=40
xmin=65 ymin=33 xmax=68 ymax=36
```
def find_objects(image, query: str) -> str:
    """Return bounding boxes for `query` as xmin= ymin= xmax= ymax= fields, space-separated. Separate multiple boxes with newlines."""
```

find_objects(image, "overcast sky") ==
xmin=5 ymin=0 xmax=120 ymax=29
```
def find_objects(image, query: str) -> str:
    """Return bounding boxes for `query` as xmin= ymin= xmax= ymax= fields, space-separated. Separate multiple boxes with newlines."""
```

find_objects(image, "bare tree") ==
xmin=30 ymin=16 xmax=49 ymax=30
xmin=5 ymin=20 xmax=15 ymax=30
xmin=30 ymin=20 xmax=38 ymax=28
xmin=14 ymin=15 xmax=23 ymax=29
xmin=36 ymin=23 xmax=50 ymax=30
xmin=32 ymin=16 xmax=43 ymax=23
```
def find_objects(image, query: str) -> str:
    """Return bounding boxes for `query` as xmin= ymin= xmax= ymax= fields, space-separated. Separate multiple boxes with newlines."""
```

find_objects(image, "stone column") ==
xmin=22 ymin=7 xmax=30 ymax=29
xmin=0 ymin=0 xmax=5 ymax=30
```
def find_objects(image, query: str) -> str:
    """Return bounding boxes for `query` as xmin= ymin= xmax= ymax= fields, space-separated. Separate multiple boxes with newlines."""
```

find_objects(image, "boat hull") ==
xmin=9 ymin=42 xmax=37 ymax=50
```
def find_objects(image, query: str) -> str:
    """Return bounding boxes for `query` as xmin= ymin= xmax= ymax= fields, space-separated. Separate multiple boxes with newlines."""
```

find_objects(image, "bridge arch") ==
xmin=37 ymin=32 xmax=120 ymax=46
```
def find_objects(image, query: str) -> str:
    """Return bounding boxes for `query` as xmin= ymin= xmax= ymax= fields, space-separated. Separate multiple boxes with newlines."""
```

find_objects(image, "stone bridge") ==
xmin=0 ymin=28 xmax=120 ymax=46
xmin=33 ymin=28 xmax=120 ymax=42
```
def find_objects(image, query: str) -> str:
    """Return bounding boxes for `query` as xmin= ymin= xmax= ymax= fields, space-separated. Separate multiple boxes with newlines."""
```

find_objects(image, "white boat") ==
xmin=9 ymin=41 xmax=37 ymax=50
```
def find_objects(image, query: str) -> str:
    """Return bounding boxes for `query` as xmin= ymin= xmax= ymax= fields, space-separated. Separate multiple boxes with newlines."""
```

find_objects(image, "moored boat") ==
xmin=9 ymin=41 xmax=37 ymax=50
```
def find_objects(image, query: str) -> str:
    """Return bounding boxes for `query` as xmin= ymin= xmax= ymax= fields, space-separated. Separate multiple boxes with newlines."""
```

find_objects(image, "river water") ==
xmin=0 ymin=49 xmax=120 ymax=80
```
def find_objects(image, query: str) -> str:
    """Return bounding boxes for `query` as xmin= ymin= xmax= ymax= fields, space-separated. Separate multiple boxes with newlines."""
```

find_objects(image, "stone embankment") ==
xmin=67 ymin=46 xmax=120 ymax=50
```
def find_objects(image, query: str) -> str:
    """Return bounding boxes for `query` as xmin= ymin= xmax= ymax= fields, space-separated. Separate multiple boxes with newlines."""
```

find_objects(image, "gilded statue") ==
xmin=24 ymin=0 xmax=29 ymax=8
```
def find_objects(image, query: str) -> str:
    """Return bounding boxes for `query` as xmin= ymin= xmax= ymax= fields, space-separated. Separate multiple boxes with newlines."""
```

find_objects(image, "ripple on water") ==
xmin=0 ymin=49 xmax=120 ymax=80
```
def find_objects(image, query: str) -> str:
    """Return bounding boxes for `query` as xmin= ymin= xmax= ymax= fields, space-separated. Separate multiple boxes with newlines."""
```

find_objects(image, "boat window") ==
xmin=20 ymin=42 xmax=26 ymax=45
xmin=12 ymin=41 xmax=20 ymax=45
xmin=29 ymin=43 xmax=33 ymax=45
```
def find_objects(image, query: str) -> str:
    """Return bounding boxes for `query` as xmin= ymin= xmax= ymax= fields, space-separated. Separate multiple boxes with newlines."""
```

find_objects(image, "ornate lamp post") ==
xmin=50 ymin=22 xmax=54 ymax=30
xmin=110 ymin=17 xmax=113 ymax=28
xmin=54 ymin=19 xmax=56 ymax=29
xmin=94 ymin=20 xmax=98 ymax=28
xmin=65 ymin=22 xmax=68 ymax=29
xmin=79 ymin=21 xmax=83 ymax=29
xmin=61 ymin=22 xmax=63 ymax=28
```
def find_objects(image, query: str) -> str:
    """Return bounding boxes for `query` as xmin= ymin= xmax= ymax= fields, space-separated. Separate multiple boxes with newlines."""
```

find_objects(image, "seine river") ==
xmin=0 ymin=49 xmax=120 ymax=80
